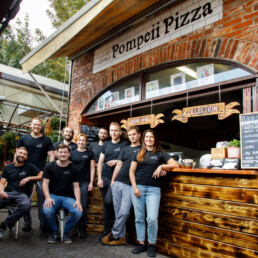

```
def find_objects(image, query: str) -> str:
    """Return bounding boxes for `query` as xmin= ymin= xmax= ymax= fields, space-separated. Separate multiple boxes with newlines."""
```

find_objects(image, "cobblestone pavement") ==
xmin=0 ymin=207 xmax=168 ymax=258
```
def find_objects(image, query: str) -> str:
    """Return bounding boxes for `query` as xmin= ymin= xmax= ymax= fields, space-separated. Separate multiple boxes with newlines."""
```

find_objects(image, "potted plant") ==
xmin=227 ymin=139 xmax=241 ymax=159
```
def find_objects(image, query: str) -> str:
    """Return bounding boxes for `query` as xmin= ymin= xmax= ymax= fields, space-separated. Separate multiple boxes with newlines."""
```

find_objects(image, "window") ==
xmin=86 ymin=62 xmax=252 ymax=114
xmin=144 ymin=63 xmax=252 ymax=99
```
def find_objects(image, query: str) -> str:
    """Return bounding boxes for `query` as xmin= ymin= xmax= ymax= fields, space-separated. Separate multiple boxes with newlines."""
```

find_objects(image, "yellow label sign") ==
xmin=172 ymin=102 xmax=240 ymax=123
xmin=121 ymin=114 xmax=164 ymax=129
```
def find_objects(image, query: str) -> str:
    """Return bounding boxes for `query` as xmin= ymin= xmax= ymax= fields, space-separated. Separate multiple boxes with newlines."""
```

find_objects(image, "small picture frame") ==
xmin=110 ymin=92 xmax=119 ymax=107
xmin=146 ymin=80 xmax=159 ymax=98
xmin=125 ymin=87 xmax=135 ymax=103
xmin=105 ymin=97 xmax=111 ymax=109
xmin=98 ymin=97 xmax=105 ymax=110
xmin=170 ymin=72 xmax=186 ymax=93
xmin=197 ymin=64 xmax=214 ymax=86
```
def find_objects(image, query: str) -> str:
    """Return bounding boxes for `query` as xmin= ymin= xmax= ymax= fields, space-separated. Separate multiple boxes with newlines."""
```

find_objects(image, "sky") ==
xmin=9 ymin=0 xmax=55 ymax=37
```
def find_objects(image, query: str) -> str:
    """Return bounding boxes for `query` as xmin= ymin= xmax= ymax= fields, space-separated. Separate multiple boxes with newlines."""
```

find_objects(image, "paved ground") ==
xmin=0 ymin=207 xmax=168 ymax=258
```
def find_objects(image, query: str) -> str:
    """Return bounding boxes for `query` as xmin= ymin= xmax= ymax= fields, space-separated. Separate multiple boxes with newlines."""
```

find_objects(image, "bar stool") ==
xmin=56 ymin=208 xmax=67 ymax=242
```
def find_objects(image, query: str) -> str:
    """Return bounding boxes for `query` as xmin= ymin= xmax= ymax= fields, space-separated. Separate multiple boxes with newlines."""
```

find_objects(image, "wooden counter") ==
xmin=156 ymin=169 xmax=258 ymax=257
xmin=86 ymin=170 xmax=258 ymax=257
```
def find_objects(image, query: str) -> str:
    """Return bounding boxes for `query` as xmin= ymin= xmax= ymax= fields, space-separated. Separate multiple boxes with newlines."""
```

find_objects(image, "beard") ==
xmin=16 ymin=156 xmax=26 ymax=163
xmin=64 ymin=135 xmax=73 ymax=141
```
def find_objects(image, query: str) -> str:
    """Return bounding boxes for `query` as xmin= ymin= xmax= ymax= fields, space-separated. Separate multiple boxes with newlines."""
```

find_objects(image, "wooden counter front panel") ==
xmin=155 ymin=173 xmax=258 ymax=257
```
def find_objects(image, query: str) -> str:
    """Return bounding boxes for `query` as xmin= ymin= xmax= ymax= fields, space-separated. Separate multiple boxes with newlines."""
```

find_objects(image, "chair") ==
xmin=2 ymin=183 xmax=37 ymax=240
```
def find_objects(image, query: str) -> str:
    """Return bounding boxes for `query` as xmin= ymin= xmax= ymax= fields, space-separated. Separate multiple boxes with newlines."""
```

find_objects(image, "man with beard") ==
xmin=89 ymin=127 xmax=109 ymax=165
xmin=0 ymin=147 xmax=42 ymax=240
xmin=54 ymin=127 xmax=77 ymax=152
xmin=17 ymin=117 xmax=55 ymax=234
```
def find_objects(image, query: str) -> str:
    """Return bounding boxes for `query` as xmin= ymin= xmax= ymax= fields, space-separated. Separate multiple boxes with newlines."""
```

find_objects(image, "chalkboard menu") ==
xmin=240 ymin=112 xmax=258 ymax=169
xmin=80 ymin=124 xmax=100 ymax=143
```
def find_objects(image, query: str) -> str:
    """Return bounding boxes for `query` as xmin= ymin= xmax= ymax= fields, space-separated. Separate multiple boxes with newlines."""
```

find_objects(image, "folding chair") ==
xmin=4 ymin=183 xmax=37 ymax=240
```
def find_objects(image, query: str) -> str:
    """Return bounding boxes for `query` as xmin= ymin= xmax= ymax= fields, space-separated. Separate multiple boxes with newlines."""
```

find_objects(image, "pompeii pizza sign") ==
xmin=93 ymin=0 xmax=222 ymax=73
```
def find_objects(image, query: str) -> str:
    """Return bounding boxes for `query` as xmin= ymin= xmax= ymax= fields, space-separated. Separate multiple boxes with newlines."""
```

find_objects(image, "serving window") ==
xmin=85 ymin=61 xmax=253 ymax=115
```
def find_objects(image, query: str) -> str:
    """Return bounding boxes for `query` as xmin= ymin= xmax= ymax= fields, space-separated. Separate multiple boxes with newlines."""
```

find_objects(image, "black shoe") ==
xmin=79 ymin=229 xmax=87 ymax=238
xmin=48 ymin=233 xmax=57 ymax=243
xmin=98 ymin=230 xmax=111 ymax=241
xmin=147 ymin=244 xmax=156 ymax=257
xmin=64 ymin=233 xmax=72 ymax=244
xmin=0 ymin=223 xmax=6 ymax=240
xmin=22 ymin=222 xmax=32 ymax=232
xmin=132 ymin=243 xmax=146 ymax=254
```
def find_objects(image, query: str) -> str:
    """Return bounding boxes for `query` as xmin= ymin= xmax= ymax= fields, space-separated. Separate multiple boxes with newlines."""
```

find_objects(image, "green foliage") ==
xmin=228 ymin=139 xmax=240 ymax=147
xmin=0 ymin=14 xmax=68 ymax=82
xmin=46 ymin=0 xmax=88 ymax=29
xmin=1 ymin=132 xmax=17 ymax=161
xmin=48 ymin=131 xmax=60 ymax=143
xmin=50 ymin=117 xmax=65 ymax=131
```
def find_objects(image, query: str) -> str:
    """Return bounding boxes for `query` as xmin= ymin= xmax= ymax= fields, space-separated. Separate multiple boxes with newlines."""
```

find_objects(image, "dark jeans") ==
xmin=78 ymin=181 xmax=89 ymax=228
xmin=100 ymin=177 xmax=115 ymax=232
xmin=24 ymin=181 xmax=46 ymax=230
xmin=0 ymin=191 xmax=30 ymax=228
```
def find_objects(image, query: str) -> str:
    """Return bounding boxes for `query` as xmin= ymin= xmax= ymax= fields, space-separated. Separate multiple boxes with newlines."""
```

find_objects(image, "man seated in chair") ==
xmin=0 ymin=147 xmax=42 ymax=240
xmin=42 ymin=144 xmax=82 ymax=244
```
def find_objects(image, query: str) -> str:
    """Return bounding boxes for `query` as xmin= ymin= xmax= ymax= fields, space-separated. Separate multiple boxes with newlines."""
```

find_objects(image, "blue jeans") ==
xmin=131 ymin=185 xmax=161 ymax=244
xmin=42 ymin=194 xmax=82 ymax=234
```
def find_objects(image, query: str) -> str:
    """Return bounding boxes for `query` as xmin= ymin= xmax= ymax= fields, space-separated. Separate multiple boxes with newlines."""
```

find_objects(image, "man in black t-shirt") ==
xmin=53 ymin=127 xmax=77 ymax=152
xmin=89 ymin=127 xmax=109 ymax=164
xmin=97 ymin=122 xmax=128 ymax=241
xmin=17 ymin=117 xmax=55 ymax=234
xmin=42 ymin=144 xmax=82 ymax=244
xmin=102 ymin=126 xmax=141 ymax=246
xmin=0 ymin=147 xmax=42 ymax=240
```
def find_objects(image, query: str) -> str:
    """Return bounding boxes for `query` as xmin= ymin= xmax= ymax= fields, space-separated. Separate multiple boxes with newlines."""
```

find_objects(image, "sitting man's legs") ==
xmin=62 ymin=196 xmax=82 ymax=243
xmin=0 ymin=191 xmax=30 ymax=239
xmin=42 ymin=194 xmax=61 ymax=243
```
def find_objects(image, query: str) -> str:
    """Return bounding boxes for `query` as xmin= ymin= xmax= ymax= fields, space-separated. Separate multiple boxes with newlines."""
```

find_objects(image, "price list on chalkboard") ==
xmin=80 ymin=124 xmax=100 ymax=143
xmin=240 ymin=113 xmax=258 ymax=169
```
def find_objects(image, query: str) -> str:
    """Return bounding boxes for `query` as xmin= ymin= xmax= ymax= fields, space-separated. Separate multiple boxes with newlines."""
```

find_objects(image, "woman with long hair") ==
xmin=70 ymin=133 xmax=95 ymax=238
xmin=129 ymin=129 xmax=179 ymax=257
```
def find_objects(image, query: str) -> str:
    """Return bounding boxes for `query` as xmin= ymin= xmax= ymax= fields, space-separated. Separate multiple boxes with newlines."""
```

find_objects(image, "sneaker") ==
xmin=147 ymin=244 xmax=156 ymax=257
xmin=48 ymin=233 xmax=57 ymax=243
xmin=132 ymin=243 xmax=146 ymax=254
xmin=64 ymin=233 xmax=72 ymax=244
xmin=98 ymin=230 xmax=111 ymax=242
xmin=108 ymin=237 xmax=126 ymax=246
xmin=0 ymin=223 xmax=6 ymax=240
xmin=22 ymin=222 xmax=32 ymax=232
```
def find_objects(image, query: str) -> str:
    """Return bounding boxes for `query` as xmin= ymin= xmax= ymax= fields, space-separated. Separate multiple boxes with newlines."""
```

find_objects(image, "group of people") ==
xmin=0 ymin=117 xmax=179 ymax=257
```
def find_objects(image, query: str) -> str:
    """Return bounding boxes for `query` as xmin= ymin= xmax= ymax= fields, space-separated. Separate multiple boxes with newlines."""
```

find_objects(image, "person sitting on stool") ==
xmin=42 ymin=144 xmax=82 ymax=244
xmin=0 ymin=147 xmax=42 ymax=239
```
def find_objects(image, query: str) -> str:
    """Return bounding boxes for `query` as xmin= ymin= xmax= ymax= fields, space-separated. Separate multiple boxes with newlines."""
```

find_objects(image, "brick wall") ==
xmin=69 ymin=0 xmax=258 ymax=135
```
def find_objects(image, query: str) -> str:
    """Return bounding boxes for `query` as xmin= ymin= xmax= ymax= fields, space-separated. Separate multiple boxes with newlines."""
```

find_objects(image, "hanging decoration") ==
xmin=121 ymin=113 xmax=164 ymax=129
xmin=172 ymin=102 xmax=240 ymax=123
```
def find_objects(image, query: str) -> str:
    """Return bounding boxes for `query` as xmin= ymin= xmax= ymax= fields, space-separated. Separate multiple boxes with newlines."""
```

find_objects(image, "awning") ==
xmin=20 ymin=0 xmax=176 ymax=73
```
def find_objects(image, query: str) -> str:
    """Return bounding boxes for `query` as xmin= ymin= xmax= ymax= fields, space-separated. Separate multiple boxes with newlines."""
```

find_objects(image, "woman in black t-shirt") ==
xmin=129 ymin=129 xmax=179 ymax=257
xmin=70 ymin=134 xmax=95 ymax=238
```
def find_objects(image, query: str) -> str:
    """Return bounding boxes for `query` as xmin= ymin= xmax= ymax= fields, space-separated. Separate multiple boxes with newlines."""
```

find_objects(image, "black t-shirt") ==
xmin=116 ymin=145 xmax=141 ymax=185
xmin=89 ymin=141 xmax=103 ymax=163
xmin=53 ymin=141 xmax=78 ymax=152
xmin=17 ymin=134 xmax=54 ymax=170
xmin=43 ymin=161 xmax=79 ymax=198
xmin=101 ymin=140 xmax=129 ymax=179
xmin=133 ymin=151 xmax=170 ymax=187
xmin=1 ymin=162 xmax=41 ymax=195
xmin=70 ymin=149 xmax=95 ymax=182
